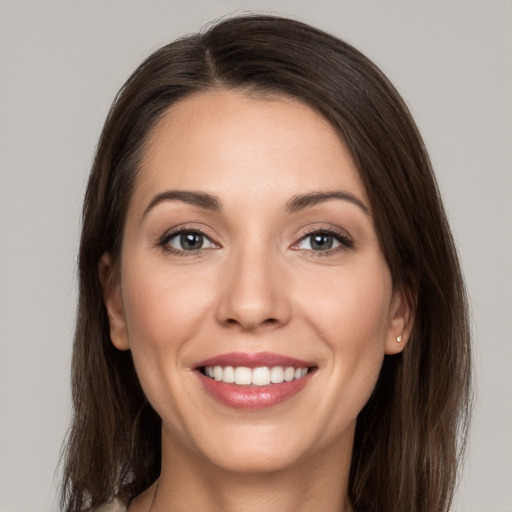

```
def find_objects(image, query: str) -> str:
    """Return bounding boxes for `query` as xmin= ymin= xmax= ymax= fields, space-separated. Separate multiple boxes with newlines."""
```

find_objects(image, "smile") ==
xmin=201 ymin=365 xmax=310 ymax=386
xmin=195 ymin=352 xmax=317 ymax=409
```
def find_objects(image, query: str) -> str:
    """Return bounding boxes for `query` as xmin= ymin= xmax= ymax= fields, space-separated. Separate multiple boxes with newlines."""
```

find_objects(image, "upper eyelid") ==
xmin=160 ymin=224 xmax=216 ymax=239
xmin=294 ymin=225 xmax=353 ymax=241
xmin=156 ymin=226 xmax=217 ymax=250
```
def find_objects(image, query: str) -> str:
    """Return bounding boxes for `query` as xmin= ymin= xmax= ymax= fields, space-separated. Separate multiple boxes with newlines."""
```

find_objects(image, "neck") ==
xmin=137 ymin=427 xmax=355 ymax=512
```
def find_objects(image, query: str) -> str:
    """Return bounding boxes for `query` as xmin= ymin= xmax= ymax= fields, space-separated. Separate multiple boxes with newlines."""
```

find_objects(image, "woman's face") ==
xmin=102 ymin=90 xmax=408 ymax=474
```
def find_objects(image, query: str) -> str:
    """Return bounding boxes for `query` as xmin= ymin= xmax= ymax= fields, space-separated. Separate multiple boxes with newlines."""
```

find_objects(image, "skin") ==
xmin=101 ymin=90 xmax=412 ymax=512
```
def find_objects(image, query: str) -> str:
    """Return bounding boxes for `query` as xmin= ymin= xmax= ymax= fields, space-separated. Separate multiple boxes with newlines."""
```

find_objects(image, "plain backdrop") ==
xmin=0 ymin=1 xmax=511 ymax=511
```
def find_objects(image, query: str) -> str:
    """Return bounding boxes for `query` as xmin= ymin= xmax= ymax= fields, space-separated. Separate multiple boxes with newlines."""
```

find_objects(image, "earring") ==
xmin=396 ymin=335 xmax=402 ymax=343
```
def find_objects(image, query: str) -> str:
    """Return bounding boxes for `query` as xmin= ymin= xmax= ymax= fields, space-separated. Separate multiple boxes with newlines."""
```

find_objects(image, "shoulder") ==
xmin=94 ymin=498 xmax=127 ymax=512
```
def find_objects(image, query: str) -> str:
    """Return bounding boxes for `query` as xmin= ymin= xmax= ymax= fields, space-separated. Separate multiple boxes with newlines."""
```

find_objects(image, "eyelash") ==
xmin=157 ymin=227 xmax=354 ymax=257
xmin=157 ymin=228 xmax=215 ymax=257
xmin=292 ymin=228 xmax=354 ymax=256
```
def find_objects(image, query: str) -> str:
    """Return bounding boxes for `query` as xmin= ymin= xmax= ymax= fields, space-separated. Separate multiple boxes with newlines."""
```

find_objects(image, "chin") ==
xmin=187 ymin=418 xmax=343 ymax=476
xmin=205 ymin=442 xmax=304 ymax=474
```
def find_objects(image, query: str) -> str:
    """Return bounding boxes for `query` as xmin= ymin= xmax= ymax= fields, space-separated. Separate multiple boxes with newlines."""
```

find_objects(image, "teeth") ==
xmin=213 ymin=366 xmax=223 ymax=381
xmin=252 ymin=367 xmax=271 ymax=386
xmin=270 ymin=366 xmax=284 ymax=384
xmin=234 ymin=367 xmax=252 ymax=385
xmin=203 ymin=365 xmax=310 ymax=386
xmin=284 ymin=367 xmax=295 ymax=382
xmin=223 ymin=366 xmax=235 ymax=383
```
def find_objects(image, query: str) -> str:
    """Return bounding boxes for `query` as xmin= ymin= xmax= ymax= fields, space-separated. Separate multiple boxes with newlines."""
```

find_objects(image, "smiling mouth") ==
xmin=194 ymin=352 xmax=317 ymax=408
xmin=199 ymin=365 xmax=315 ymax=386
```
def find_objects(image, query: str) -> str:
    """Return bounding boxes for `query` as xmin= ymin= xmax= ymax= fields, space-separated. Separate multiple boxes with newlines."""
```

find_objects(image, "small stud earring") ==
xmin=397 ymin=335 xmax=402 ymax=343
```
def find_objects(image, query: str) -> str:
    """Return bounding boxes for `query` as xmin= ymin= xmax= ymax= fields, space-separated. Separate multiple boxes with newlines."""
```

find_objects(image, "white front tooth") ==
xmin=284 ymin=367 xmax=295 ymax=382
xmin=294 ymin=368 xmax=302 ymax=380
xmin=223 ymin=366 xmax=235 ymax=383
xmin=301 ymin=368 xmax=308 ymax=377
xmin=206 ymin=367 xmax=215 ymax=378
xmin=252 ymin=367 xmax=271 ymax=386
xmin=270 ymin=366 xmax=285 ymax=384
xmin=234 ymin=367 xmax=252 ymax=385
xmin=214 ymin=366 xmax=223 ymax=381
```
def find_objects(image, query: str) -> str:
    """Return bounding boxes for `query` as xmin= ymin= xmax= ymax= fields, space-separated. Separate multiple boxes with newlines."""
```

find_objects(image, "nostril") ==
xmin=224 ymin=316 xmax=279 ymax=328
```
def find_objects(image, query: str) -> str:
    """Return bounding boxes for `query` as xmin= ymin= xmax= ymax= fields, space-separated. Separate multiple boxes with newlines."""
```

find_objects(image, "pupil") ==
xmin=181 ymin=233 xmax=203 ymax=250
xmin=311 ymin=234 xmax=333 ymax=250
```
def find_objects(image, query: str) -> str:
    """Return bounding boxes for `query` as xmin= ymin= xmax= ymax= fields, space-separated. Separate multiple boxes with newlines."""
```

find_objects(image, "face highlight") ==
xmin=101 ymin=90 xmax=409 ymax=475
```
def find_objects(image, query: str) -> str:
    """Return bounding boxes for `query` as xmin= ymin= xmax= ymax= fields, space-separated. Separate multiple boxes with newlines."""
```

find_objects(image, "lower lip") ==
xmin=197 ymin=371 xmax=314 ymax=409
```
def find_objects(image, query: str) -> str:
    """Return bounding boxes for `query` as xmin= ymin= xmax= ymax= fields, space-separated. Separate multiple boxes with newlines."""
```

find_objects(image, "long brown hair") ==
xmin=60 ymin=15 xmax=471 ymax=512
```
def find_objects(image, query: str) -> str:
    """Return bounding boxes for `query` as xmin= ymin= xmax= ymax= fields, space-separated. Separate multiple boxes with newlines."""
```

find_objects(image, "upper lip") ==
xmin=195 ymin=351 xmax=316 ymax=369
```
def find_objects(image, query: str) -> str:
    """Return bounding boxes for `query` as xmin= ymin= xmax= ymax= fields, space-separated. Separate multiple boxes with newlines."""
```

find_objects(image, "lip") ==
xmin=194 ymin=351 xmax=317 ymax=410
xmin=195 ymin=351 xmax=315 ymax=369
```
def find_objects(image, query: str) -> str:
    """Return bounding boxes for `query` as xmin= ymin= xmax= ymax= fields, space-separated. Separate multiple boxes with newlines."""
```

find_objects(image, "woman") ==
xmin=60 ymin=14 xmax=471 ymax=512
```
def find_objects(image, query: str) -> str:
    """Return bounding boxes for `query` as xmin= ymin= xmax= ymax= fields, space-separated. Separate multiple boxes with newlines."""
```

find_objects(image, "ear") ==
xmin=98 ymin=253 xmax=130 ymax=351
xmin=385 ymin=283 xmax=415 ymax=355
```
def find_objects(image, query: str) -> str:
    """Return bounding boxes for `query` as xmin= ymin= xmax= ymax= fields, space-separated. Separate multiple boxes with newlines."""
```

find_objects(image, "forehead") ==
xmin=133 ymin=89 xmax=368 ymax=211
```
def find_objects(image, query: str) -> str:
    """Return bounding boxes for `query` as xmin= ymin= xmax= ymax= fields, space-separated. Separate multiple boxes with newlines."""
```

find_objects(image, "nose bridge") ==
xmin=216 ymin=236 xmax=290 ymax=330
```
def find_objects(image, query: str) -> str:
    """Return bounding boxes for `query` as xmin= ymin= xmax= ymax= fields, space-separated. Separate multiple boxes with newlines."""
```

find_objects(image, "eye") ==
xmin=298 ymin=232 xmax=339 ymax=251
xmin=160 ymin=230 xmax=217 ymax=253
xmin=293 ymin=229 xmax=353 ymax=253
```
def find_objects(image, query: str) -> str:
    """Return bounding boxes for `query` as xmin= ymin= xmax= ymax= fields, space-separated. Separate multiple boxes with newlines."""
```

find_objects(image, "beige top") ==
xmin=94 ymin=498 xmax=127 ymax=512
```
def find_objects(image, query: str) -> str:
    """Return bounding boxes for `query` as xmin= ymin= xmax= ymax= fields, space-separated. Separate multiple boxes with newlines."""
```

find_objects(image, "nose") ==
xmin=215 ymin=244 xmax=291 ymax=332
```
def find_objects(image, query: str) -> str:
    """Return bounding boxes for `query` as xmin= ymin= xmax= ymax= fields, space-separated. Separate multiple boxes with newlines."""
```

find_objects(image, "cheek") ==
xmin=118 ymin=259 xmax=223 ymax=442
xmin=120 ymin=259 xmax=216 ymax=390
xmin=300 ymin=260 xmax=392 ymax=347
xmin=123 ymin=259 xmax=211 ymax=338
xmin=297 ymin=262 xmax=392 ymax=422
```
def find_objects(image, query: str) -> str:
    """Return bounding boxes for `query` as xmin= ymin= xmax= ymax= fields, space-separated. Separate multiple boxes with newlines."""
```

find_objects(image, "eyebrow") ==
xmin=285 ymin=191 xmax=370 ymax=215
xmin=142 ymin=189 xmax=369 ymax=219
xmin=143 ymin=190 xmax=222 ymax=218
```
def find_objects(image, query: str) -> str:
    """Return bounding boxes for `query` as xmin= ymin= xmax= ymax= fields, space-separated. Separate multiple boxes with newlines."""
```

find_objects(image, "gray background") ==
xmin=1 ymin=1 xmax=511 ymax=511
